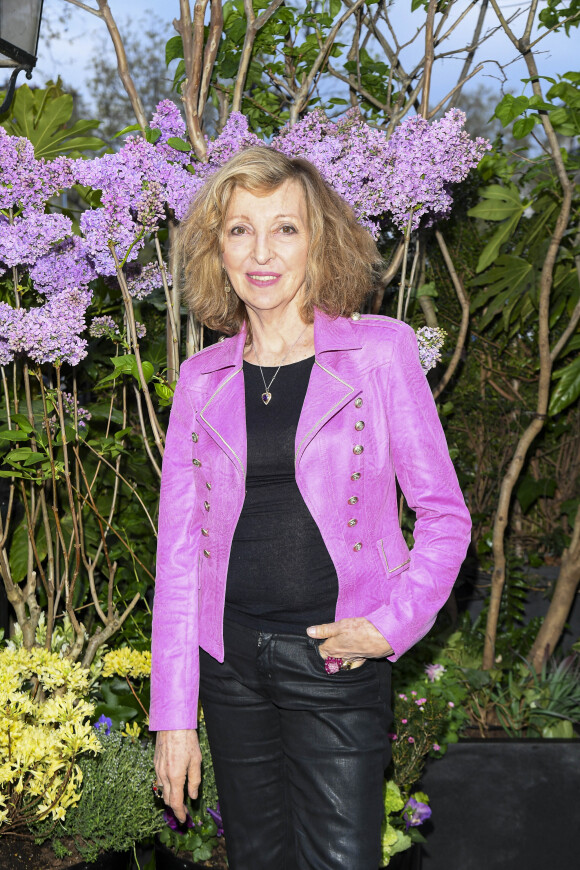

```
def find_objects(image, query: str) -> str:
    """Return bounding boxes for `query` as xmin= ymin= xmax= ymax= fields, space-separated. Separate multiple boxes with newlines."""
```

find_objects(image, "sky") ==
xmin=27 ymin=0 xmax=580 ymax=123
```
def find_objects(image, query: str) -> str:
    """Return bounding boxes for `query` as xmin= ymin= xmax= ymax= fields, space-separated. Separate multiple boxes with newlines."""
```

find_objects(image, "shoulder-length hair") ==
xmin=174 ymin=146 xmax=381 ymax=336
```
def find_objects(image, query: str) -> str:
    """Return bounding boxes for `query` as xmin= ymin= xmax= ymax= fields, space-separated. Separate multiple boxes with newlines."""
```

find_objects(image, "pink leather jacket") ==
xmin=149 ymin=310 xmax=471 ymax=731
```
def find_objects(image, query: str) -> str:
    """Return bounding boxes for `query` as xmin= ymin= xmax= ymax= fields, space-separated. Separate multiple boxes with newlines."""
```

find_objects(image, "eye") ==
xmin=229 ymin=225 xmax=247 ymax=236
xmin=279 ymin=224 xmax=298 ymax=234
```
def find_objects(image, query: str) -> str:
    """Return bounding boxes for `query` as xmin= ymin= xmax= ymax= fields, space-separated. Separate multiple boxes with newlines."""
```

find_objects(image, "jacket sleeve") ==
xmin=364 ymin=323 xmax=472 ymax=660
xmin=149 ymin=371 xmax=201 ymax=731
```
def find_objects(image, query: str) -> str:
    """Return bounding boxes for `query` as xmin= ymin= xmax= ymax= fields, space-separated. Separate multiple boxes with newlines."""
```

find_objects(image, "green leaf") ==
xmin=0 ymin=430 xmax=31 ymax=441
xmin=416 ymin=281 xmax=438 ymax=298
xmin=494 ymin=94 xmax=529 ymax=127
xmin=6 ymin=448 xmax=35 ymax=462
xmin=474 ymin=212 xmax=524 ymax=273
xmin=130 ymin=359 xmax=154 ymax=385
xmin=467 ymin=184 xmax=524 ymax=221
xmin=9 ymin=520 xmax=48 ymax=584
xmin=515 ymin=475 xmax=557 ymax=513
xmin=512 ymin=116 xmax=536 ymax=138
xmin=166 ymin=34 xmax=184 ymax=65
xmin=11 ymin=413 xmax=34 ymax=433
xmin=166 ymin=136 xmax=191 ymax=152
xmin=549 ymin=355 xmax=580 ymax=416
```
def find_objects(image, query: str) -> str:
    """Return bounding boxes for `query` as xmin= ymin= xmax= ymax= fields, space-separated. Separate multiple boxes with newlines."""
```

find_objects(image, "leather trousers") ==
xmin=199 ymin=619 xmax=392 ymax=870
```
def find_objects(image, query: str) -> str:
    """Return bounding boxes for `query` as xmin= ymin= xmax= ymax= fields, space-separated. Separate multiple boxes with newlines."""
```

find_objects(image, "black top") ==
xmin=224 ymin=356 xmax=339 ymax=633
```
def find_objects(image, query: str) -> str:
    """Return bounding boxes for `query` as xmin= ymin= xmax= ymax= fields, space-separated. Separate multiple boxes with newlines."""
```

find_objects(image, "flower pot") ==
xmin=386 ymin=842 xmax=422 ymax=869
xmin=67 ymin=850 xmax=131 ymax=869
xmin=154 ymin=836 xmax=226 ymax=870
xmin=419 ymin=739 xmax=580 ymax=870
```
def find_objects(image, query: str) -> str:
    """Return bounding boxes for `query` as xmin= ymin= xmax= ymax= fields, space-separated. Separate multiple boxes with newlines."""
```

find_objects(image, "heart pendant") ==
xmin=261 ymin=391 xmax=272 ymax=405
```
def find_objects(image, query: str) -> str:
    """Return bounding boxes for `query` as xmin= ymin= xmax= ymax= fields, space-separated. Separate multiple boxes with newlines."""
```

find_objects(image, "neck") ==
xmin=245 ymin=308 xmax=314 ymax=366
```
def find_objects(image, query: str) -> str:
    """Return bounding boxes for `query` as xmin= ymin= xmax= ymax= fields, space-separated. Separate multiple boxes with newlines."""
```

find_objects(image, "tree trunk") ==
xmin=529 ymin=504 xmax=580 ymax=671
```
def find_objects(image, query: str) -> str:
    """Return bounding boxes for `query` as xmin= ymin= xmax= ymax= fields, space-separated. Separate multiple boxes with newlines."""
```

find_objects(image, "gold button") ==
xmin=204 ymin=501 xmax=210 ymax=511
xmin=191 ymin=432 xmax=198 ymax=443
xmin=203 ymin=549 xmax=211 ymax=557
xmin=348 ymin=518 xmax=357 ymax=527
xmin=206 ymin=482 xmax=212 ymax=491
xmin=193 ymin=459 xmax=201 ymax=467
xmin=351 ymin=312 xmax=361 ymax=321
xmin=201 ymin=528 xmax=209 ymax=537
xmin=353 ymin=542 xmax=363 ymax=552
xmin=355 ymin=421 xmax=365 ymax=431
xmin=348 ymin=496 xmax=358 ymax=505
xmin=351 ymin=472 xmax=361 ymax=481
xmin=355 ymin=397 xmax=363 ymax=408
xmin=353 ymin=445 xmax=364 ymax=455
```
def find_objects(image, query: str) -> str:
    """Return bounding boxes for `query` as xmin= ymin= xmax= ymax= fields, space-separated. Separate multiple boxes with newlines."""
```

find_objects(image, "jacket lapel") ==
xmin=196 ymin=329 xmax=247 ymax=478
xmin=295 ymin=311 xmax=363 ymax=465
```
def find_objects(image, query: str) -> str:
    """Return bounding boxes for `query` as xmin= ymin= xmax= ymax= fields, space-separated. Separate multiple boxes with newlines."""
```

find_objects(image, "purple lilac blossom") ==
xmin=135 ymin=321 xmax=146 ymax=339
xmin=94 ymin=714 xmax=112 ymax=735
xmin=6 ymin=288 xmax=91 ymax=366
xmin=89 ymin=315 xmax=119 ymax=338
xmin=425 ymin=663 xmax=446 ymax=682
xmin=29 ymin=236 xmax=96 ymax=296
xmin=0 ymin=212 xmax=73 ymax=269
xmin=416 ymin=327 xmax=446 ymax=372
xmin=124 ymin=261 xmax=171 ymax=300
xmin=0 ymin=128 xmax=74 ymax=215
xmin=60 ymin=390 xmax=92 ymax=428
xmin=403 ymin=798 xmax=432 ymax=829
xmin=149 ymin=99 xmax=189 ymax=165
xmin=272 ymin=108 xmax=490 ymax=235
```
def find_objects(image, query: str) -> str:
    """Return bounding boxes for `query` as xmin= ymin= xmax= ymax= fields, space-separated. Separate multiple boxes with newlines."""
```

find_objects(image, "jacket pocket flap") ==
xmin=377 ymin=530 xmax=411 ymax=577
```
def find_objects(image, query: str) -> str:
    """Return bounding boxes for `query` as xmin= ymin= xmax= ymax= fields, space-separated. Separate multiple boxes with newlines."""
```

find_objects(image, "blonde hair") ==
xmin=174 ymin=147 xmax=381 ymax=335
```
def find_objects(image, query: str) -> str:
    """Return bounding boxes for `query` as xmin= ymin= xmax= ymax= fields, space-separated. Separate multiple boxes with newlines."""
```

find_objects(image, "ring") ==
xmin=152 ymin=780 xmax=164 ymax=798
xmin=324 ymin=656 xmax=352 ymax=674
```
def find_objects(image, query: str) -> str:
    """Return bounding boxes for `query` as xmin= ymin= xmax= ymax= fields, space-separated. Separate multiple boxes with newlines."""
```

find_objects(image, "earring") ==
xmin=224 ymin=272 xmax=231 ymax=294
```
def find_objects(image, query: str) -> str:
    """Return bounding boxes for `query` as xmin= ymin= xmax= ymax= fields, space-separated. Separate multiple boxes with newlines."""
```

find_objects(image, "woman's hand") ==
xmin=154 ymin=729 xmax=202 ymax=823
xmin=306 ymin=617 xmax=393 ymax=664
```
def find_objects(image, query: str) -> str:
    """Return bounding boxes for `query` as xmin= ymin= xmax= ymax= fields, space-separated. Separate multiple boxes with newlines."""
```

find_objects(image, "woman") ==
xmin=150 ymin=147 xmax=471 ymax=870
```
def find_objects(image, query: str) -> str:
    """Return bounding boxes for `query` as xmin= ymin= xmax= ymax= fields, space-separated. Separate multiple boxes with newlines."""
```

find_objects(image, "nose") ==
xmin=252 ymin=231 xmax=273 ymax=264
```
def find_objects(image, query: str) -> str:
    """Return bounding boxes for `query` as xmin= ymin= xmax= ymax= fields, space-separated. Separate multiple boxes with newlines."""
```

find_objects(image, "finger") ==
xmin=306 ymin=621 xmax=341 ymax=639
xmin=187 ymin=758 xmax=202 ymax=800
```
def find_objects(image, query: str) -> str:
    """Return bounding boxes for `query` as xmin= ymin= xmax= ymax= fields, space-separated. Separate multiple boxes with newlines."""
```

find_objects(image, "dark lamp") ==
xmin=0 ymin=0 xmax=44 ymax=113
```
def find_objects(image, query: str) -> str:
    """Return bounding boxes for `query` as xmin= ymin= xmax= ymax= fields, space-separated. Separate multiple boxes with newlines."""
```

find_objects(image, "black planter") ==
xmin=68 ymin=850 xmax=131 ymax=870
xmin=386 ymin=842 xmax=422 ymax=869
xmin=419 ymin=739 xmax=580 ymax=870
xmin=154 ymin=836 xmax=212 ymax=870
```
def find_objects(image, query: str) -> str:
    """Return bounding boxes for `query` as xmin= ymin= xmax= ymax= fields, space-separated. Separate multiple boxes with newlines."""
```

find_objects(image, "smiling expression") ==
xmin=221 ymin=181 xmax=310 ymax=319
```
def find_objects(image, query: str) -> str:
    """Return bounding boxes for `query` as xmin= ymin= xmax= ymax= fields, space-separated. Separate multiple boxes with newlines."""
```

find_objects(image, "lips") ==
xmin=246 ymin=272 xmax=281 ymax=287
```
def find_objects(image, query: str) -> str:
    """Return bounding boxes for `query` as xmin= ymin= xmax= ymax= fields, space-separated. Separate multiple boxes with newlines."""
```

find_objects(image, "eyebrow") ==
xmin=225 ymin=213 xmax=302 ymax=222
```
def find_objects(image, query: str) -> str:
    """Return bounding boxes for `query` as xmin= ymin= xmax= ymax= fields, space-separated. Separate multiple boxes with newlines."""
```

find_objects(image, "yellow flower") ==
xmin=101 ymin=647 xmax=151 ymax=679
xmin=122 ymin=721 xmax=142 ymax=740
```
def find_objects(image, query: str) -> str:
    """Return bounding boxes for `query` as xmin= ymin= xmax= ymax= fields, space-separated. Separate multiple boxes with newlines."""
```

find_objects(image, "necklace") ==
xmin=253 ymin=325 xmax=309 ymax=405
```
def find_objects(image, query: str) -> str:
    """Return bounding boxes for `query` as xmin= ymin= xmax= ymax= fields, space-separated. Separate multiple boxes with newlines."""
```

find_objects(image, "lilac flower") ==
xmin=94 ymin=714 xmax=112 ymax=735
xmin=164 ymin=807 xmax=196 ymax=833
xmin=135 ymin=321 xmax=146 ymax=339
xmin=207 ymin=803 xmax=224 ymax=837
xmin=408 ymin=737 xmax=415 ymax=744
xmin=425 ymin=663 xmax=447 ymax=683
xmin=89 ymin=315 xmax=120 ymax=338
xmin=124 ymin=261 xmax=171 ymax=300
xmin=150 ymin=100 xmax=190 ymax=165
xmin=0 ymin=128 xmax=74 ymax=215
xmin=6 ymin=287 xmax=91 ymax=366
xmin=29 ymin=236 xmax=96 ymax=296
xmin=416 ymin=327 xmax=446 ymax=373
xmin=0 ymin=212 xmax=73 ymax=268
xmin=403 ymin=797 xmax=432 ymax=829
xmin=60 ymin=391 xmax=92 ymax=429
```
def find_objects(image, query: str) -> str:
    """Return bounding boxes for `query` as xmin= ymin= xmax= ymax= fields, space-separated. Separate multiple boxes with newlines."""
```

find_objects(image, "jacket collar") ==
xmin=198 ymin=308 xmax=362 ymax=374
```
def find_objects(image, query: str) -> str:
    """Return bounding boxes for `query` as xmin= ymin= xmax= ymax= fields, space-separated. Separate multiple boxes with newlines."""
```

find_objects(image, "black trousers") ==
xmin=199 ymin=619 xmax=392 ymax=870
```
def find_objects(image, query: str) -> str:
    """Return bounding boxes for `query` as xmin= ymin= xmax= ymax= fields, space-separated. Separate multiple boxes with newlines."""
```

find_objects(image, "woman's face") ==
xmin=221 ymin=180 xmax=310 ymax=320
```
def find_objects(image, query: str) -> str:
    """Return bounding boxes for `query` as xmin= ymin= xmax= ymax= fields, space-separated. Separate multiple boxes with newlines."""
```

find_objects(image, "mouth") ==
xmin=246 ymin=272 xmax=281 ymax=287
